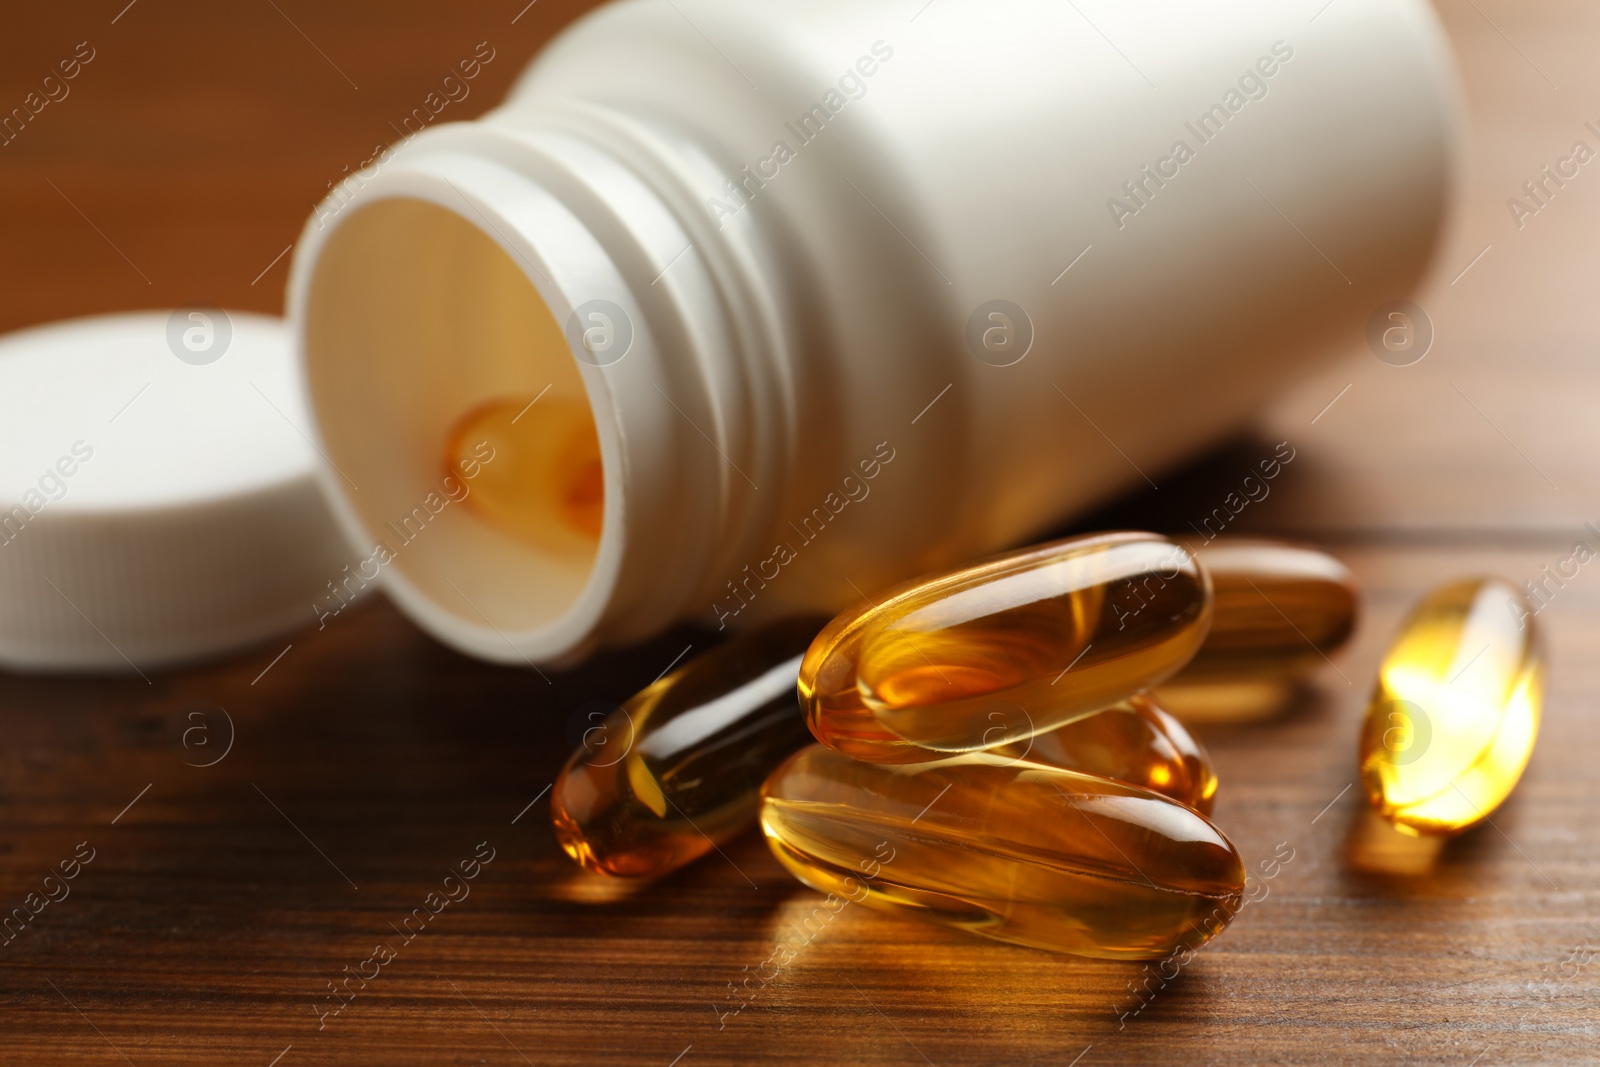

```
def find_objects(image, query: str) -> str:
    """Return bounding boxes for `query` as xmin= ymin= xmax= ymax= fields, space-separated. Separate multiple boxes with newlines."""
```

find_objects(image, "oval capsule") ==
xmin=801 ymin=532 xmax=1212 ymax=761
xmin=552 ymin=618 xmax=823 ymax=878
xmin=995 ymin=693 xmax=1217 ymax=814
xmin=1167 ymin=539 xmax=1357 ymax=683
xmin=556 ymin=629 xmax=1216 ymax=876
xmin=444 ymin=394 xmax=604 ymax=549
xmin=760 ymin=746 xmax=1245 ymax=960
xmin=1359 ymin=577 xmax=1543 ymax=836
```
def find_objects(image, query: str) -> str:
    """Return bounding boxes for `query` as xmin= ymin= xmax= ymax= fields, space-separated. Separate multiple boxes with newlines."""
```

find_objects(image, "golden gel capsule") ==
xmin=995 ymin=693 xmax=1217 ymax=814
xmin=552 ymin=618 xmax=823 ymax=878
xmin=444 ymin=395 xmax=604 ymax=548
xmin=1169 ymin=539 xmax=1358 ymax=683
xmin=556 ymin=631 xmax=1212 ymax=878
xmin=1359 ymin=578 xmax=1543 ymax=836
xmin=801 ymin=531 xmax=1211 ymax=762
xmin=1156 ymin=539 xmax=1357 ymax=723
xmin=760 ymin=746 xmax=1245 ymax=959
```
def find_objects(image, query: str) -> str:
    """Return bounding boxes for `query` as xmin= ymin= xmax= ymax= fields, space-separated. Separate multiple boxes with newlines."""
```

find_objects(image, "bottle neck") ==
xmin=288 ymin=106 xmax=789 ymax=664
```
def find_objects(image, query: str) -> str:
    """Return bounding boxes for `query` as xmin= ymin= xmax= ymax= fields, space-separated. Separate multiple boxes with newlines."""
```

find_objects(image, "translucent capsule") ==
xmin=552 ymin=618 xmax=823 ymax=878
xmin=553 ymin=625 xmax=1213 ymax=878
xmin=995 ymin=693 xmax=1217 ymax=814
xmin=1168 ymin=539 xmax=1357 ymax=683
xmin=1156 ymin=539 xmax=1356 ymax=723
xmin=444 ymin=394 xmax=604 ymax=549
xmin=1359 ymin=578 xmax=1543 ymax=836
xmin=760 ymin=746 xmax=1245 ymax=960
xmin=801 ymin=532 xmax=1211 ymax=762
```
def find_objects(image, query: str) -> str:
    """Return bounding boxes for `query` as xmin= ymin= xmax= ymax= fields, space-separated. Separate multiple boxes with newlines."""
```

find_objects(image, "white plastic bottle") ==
xmin=288 ymin=0 xmax=1458 ymax=665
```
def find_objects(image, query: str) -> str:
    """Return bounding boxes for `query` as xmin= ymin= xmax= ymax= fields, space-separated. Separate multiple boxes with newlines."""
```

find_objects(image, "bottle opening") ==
xmin=303 ymin=195 xmax=604 ymax=635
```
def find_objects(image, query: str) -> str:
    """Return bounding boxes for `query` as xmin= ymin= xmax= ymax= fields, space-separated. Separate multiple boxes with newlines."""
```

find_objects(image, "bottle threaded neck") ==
xmin=289 ymin=113 xmax=785 ymax=664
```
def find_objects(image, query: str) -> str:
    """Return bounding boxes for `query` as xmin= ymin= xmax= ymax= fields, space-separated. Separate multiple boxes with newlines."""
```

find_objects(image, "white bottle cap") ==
xmin=0 ymin=311 xmax=362 ymax=673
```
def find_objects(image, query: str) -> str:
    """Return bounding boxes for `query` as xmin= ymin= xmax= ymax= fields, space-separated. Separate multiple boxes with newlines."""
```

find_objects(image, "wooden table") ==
xmin=2 ymin=2 xmax=1597 ymax=1063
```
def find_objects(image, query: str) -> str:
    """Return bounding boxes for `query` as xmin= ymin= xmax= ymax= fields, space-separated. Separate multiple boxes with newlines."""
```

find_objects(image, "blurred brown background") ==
xmin=0 ymin=0 xmax=587 ymax=329
xmin=3 ymin=2 xmax=1600 ymax=1066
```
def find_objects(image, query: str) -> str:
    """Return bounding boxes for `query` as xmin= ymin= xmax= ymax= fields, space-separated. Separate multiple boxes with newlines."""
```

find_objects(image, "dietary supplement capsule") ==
xmin=556 ymin=636 xmax=1218 ymax=877
xmin=552 ymin=618 xmax=823 ymax=878
xmin=1157 ymin=539 xmax=1358 ymax=722
xmin=996 ymin=693 xmax=1217 ymax=814
xmin=760 ymin=746 xmax=1245 ymax=959
xmin=801 ymin=531 xmax=1211 ymax=762
xmin=1359 ymin=577 xmax=1543 ymax=836
xmin=444 ymin=394 xmax=604 ymax=548
xmin=1167 ymin=539 xmax=1357 ymax=682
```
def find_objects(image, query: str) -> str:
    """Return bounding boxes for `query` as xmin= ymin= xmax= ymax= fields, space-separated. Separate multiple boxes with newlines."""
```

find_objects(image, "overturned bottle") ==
xmin=291 ymin=0 xmax=1458 ymax=668
xmin=801 ymin=532 xmax=1212 ymax=762
xmin=760 ymin=746 xmax=1245 ymax=959
xmin=552 ymin=617 xmax=823 ymax=878
xmin=1359 ymin=577 xmax=1543 ymax=836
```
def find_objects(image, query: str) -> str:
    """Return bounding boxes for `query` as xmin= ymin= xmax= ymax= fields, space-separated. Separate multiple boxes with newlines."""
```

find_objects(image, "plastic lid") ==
xmin=0 ymin=311 xmax=364 ymax=673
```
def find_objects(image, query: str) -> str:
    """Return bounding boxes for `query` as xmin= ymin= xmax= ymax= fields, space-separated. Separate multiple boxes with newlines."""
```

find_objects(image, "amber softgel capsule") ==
xmin=1157 ymin=539 xmax=1358 ymax=722
xmin=801 ymin=531 xmax=1212 ymax=762
xmin=1169 ymin=540 xmax=1356 ymax=680
xmin=444 ymin=394 xmax=604 ymax=549
xmin=760 ymin=746 xmax=1245 ymax=959
xmin=555 ymin=635 xmax=1220 ymax=877
xmin=551 ymin=618 xmax=823 ymax=878
xmin=1359 ymin=577 xmax=1543 ymax=836
xmin=996 ymin=693 xmax=1217 ymax=814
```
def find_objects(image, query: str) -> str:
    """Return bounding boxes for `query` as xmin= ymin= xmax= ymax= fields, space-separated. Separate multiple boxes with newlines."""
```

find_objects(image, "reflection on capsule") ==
xmin=760 ymin=746 xmax=1244 ymax=960
xmin=1358 ymin=577 xmax=1543 ymax=836
xmin=996 ymin=693 xmax=1217 ymax=814
xmin=1157 ymin=540 xmax=1357 ymax=722
xmin=802 ymin=532 xmax=1212 ymax=762
xmin=552 ymin=618 xmax=824 ymax=878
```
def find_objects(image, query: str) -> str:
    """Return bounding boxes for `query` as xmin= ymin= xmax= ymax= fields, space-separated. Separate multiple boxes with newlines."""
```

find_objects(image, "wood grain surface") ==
xmin=3 ymin=2 xmax=1598 ymax=1064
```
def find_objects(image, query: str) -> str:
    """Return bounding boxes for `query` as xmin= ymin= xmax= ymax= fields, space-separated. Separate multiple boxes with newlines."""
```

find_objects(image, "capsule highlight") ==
xmin=1359 ymin=578 xmax=1543 ymax=836
xmin=760 ymin=746 xmax=1245 ymax=959
xmin=552 ymin=618 xmax=822 ymax=878
xmin=801 ymin=532 xmax=1212 ymax=762
xmin=996 ymin=693 xmax=1217 ymax=814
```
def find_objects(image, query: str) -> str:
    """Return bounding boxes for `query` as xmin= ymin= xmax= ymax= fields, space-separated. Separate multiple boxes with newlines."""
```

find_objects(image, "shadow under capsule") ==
xmin=1342 ymin=766 xmax=1541 ymax=885
xmin=773 ymin=895 xmax=1226 ymax=1045
xmin=1154 ymin=678 xmax=1302 ymax=726
xmin=546 ymin=865 xmax=663 ymax=906
xmin=1343 ymin=807 xmax=1449 ymax=878
xmin=545 ymin=826 xmax=789 ymax=909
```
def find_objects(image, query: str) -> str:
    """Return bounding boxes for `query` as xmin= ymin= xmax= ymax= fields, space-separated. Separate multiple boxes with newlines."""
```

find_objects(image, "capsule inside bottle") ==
xmin=444 ymin=394 xmax=604 ymax=551
xmin=552 ymin=618 xmax=823 ymax=878
xmin=1359 ymin=577 xmax=1543 ymax=836
xmin=801 ymin=531 xmax=1211 ymax=761
xmin=995 ymin=693 xmax=1217 ymax=814
xmin=760 ymin=746 xmax=1245 ymax=960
